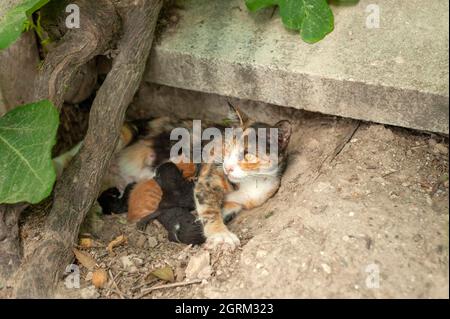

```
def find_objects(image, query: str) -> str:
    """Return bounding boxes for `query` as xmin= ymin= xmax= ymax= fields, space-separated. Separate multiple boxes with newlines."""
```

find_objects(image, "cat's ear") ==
xmin=227 ymin=101 xmax=249 ymax=127
xmin=274 ymin=120 xmax=292 ymax=152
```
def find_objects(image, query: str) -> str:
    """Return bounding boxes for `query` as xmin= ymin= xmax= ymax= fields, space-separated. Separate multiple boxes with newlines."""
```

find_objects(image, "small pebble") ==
xmin=120 ymin=255 xmax=135 ymax=269
xmin=185 ymin=251 xmax=211 ymax=280
xmin=136 ymin=235 xmax=147 ymax=248
xmin=433 ymin=143 xmax=448 ymax=155
xmin=321 ymin=263 xmax=332 ymax=274
xmin=147 ymin=236 xmax=158 ymax=248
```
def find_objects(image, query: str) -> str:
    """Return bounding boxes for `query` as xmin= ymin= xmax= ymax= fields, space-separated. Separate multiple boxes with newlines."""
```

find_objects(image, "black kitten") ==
xmin=98 ymin=162 xmax=205 ymax=245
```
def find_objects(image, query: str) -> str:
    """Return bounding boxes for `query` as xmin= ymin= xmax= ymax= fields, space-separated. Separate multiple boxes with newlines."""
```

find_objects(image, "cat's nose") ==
xmin=224 ymin=165 xmax=234 ymax=174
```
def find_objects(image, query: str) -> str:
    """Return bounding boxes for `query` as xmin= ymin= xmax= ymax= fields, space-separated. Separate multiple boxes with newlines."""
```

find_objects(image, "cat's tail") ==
xmin=52 ymin=141 xmax=82 ymax=178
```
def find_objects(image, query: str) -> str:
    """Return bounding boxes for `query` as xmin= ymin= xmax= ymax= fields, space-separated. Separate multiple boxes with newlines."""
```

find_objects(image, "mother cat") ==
xmin=192 ymin=105 xmax=291 ymax=249
xmin=54 ymin=104 xmax=292 ymax=249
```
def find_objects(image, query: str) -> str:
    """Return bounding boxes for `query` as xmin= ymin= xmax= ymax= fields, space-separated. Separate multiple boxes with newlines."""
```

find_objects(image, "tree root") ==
xmin=0 ymin=30 xmax=41 ymax=283
xmin=34 ymin=0 xmax=120 ymax=110
xmin=13 ymin=0 xmax=163 ymax=298
xmin=0 ymin=0 xmax=119 ymax=289
xmin=0 ymin=204 xmax=27 ymax=286
xmin=0 ymin=31 xmax=40 ymax=109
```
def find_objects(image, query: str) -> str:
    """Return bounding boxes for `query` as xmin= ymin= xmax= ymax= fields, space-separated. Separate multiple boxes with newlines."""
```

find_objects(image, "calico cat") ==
xmin=122 ymin=104 xmax=291 ymax=249
xmin=53 ymin=120 xmax=161 ymax=193
xmin=55 ymin=103 xmax=291 ymax=250
xmin=193 ymin=105 xmax=292 ymax=249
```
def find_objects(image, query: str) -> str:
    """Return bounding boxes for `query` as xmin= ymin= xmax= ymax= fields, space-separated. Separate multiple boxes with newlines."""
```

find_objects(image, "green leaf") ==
xmin=0 ymin=0 xmax=50 ymax=50
xmin=0 ymin=100 xmax=59 ymax=204
xmin=298 ymin=0 xmax=334 ymax=43
xmin=278 ymin=0 xmax=305 ymax=30
xmin=329 ymin=0 xmax=360 ymax=5
xmin=245 ymin=0 xmax=278 ymax=11
xmin=245 ymin=0 xmax=334 ymax=43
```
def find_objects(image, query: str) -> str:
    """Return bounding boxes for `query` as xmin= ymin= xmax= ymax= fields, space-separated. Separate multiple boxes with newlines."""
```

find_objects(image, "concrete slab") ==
xmin=146 ymin=0 xmax=449 ymax=134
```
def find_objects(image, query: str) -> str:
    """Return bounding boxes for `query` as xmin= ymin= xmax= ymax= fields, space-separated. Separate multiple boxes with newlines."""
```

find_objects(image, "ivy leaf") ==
xmin=278 ymin=0 xmax=306 ymax=30
xmin=330 ymin=0 xmax=360 ymax=4
xmin=0 ymin=0 xmax=50 ymax=50
xmin=245 ymin=0 xmax=334 ymax=43
xmin=245 ymin=0 xmax=278 ymax=11
xmin=0 ymin=100 xmax=59 ymax=204
xmin=297 ymin=0 xmax=334 ymax=43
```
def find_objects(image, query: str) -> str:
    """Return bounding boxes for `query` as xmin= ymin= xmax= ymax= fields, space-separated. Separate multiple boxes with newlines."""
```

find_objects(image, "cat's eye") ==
xmin=245 ymin=153 xmax=258 ymax=163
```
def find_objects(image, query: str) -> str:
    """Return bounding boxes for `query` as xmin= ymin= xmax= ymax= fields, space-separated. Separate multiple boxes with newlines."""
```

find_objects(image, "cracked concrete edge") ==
xmin=146 ymin=49 xmax=449 ymax=134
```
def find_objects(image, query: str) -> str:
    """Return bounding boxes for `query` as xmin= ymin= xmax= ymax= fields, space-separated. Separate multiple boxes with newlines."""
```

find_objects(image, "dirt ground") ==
xmin=6 ymin=98 xmax=448 ymax=299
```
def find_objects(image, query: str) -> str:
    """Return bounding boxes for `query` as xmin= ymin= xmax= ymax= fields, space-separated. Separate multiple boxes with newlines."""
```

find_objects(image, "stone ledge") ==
xmin=145 ymin=0 xmax=449 ymax=134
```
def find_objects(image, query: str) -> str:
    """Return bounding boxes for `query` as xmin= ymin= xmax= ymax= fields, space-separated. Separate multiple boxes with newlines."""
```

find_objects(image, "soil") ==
xmin=3 ymin=108 xmax=448 ymax=299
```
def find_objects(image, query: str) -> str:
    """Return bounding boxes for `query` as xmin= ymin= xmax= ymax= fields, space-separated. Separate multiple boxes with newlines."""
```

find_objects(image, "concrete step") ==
xmin=145 ymin=0 xmax=449 ymax=134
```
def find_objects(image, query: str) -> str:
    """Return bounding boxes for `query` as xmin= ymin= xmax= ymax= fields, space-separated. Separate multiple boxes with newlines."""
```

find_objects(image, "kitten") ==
xmin=53 ymin=121 xmax=159 ymax=192
xmin=99 ymin=162 xmax=205 ymax=245
xmin=135 ymin=162 xmax=204 ymax=245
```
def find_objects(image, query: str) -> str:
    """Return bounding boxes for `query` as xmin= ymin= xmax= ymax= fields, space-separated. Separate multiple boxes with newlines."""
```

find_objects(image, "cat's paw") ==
xmin=205 ymin=230 xmax=240 ymax=250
